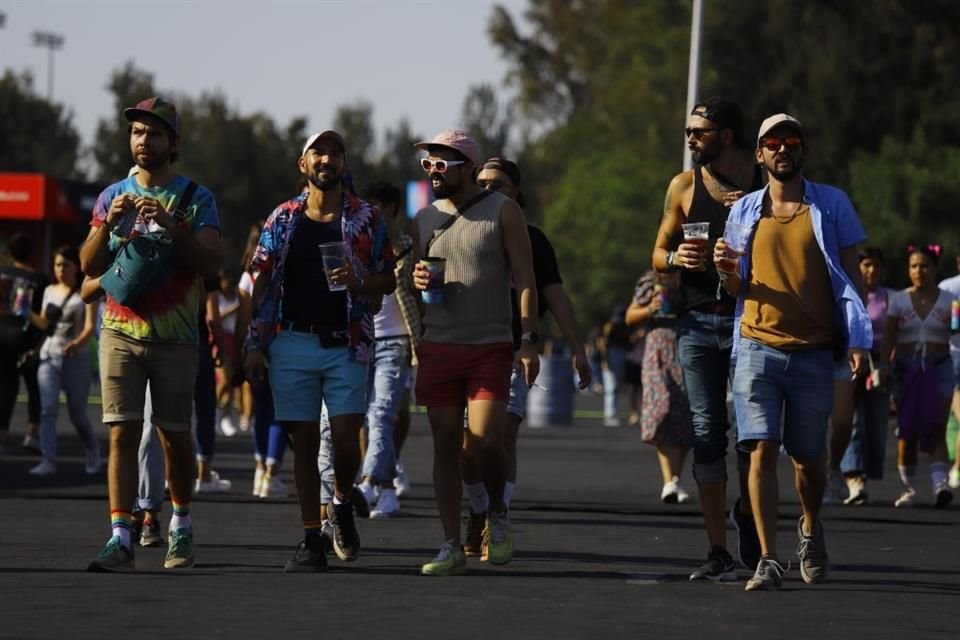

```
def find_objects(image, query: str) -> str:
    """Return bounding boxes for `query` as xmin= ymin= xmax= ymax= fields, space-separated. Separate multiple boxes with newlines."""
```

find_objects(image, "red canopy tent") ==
xmin=0 ymin=173 xmax=102 ymax=270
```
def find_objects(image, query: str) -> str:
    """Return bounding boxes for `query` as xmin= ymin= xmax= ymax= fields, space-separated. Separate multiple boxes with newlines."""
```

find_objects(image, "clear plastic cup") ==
xmin=318 ymin=241 xmax=348 ymax=292
xmin=681 ymin=221 xmax=710 ymax=271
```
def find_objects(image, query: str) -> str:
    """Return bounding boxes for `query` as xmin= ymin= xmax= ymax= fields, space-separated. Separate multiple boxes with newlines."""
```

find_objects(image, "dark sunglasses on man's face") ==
xmin=760 ymin=136 xmax=803 ymax=152
xmin=421 ymin=158 xmax=465 ymax=174
xmin=685 ymin=127 xmax=722 ymax=139
xmin=477 ymin=178 xmax=510 ymax=191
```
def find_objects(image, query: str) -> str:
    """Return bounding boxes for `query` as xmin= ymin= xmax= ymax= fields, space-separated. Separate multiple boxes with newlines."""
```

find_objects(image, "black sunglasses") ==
xmin=685 ymin=127 xmax=723 ymax=139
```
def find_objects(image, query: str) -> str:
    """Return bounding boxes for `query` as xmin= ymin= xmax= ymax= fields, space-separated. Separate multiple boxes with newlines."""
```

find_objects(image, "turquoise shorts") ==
xmin=267 ymin=330 xmax=368 ymax=421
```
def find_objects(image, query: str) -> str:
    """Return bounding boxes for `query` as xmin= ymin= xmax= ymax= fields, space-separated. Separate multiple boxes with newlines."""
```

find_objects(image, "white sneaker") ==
xmin=218 ymin=411 xmax=238 ymax=437
xmin=675 ymin=482 xmax=692 ymax=504
xmin=253 ymin=467 xmax=264 ymax=496
xmin=259 ymin=475 xmax=287 ymax=498
xmin=370 ymin=488 xmax=401 ymax=518
xmin=949 ymin=468 xmax=960 ymax=490
xmin=196 ymin=470 xmax=232 ymax=493
xmin=29 ymin=459 xmax=56 ymax=476
xmin=356 ymin=481 xmax=377 ymax=507
xmin=238 ymin=415 xmax=251 ymax=433
xmin=661 ymin=477 xmax=689 ymax=504
xmin=602 ymin=417 xmax=622 ymax=428
xmin=394 ymin=462 xmax=410 ymax=497
xmin=85 ymin=448 xmax=102 ymax=475
xmin=894 ymin=488 xmax=916 ymax=508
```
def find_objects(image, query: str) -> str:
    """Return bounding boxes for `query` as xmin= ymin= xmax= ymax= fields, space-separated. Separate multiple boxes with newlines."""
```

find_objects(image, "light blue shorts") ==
xmin=733 ymin=338 xmax=834 ymax=460
xmin=268 ymin=330 xmax=368 ymax=421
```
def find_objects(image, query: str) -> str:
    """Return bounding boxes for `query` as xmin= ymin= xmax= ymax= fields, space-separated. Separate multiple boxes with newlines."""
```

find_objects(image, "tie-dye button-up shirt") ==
xmin=90 ymin=175 xmax=220 ymax=344
xmin=246 ymin=192 xmax=394 ymax=363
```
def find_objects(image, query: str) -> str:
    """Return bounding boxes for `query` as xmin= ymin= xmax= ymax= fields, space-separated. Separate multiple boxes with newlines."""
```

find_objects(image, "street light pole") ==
xmin=32 ymin=31 xmax=65 ymax=101
xmin=682 ymin=0 xmax=704 ymax=171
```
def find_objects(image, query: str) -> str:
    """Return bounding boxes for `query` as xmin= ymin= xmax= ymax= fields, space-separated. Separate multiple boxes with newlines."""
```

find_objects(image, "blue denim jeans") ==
xmin=603 ymin=346 xmax=627 ymax=420
xmin=194 ymin=340 xmax=216 ymax=461
xmin=137 ymin=387 xmax=165 ymax=514
xmin=675 ymin=310 xmax=736 ymax=482
xmin=318 ymin=403 xmax=334 ymax=504
xmin=361 ymin=337 xmax=411 ymax=483
xmin=840 ymin=387 xmax=889 ymax=479
xmin=37 ymin=354 xmax=98 ymax=462
xmin=252 ymin=380 xmax=286 ymax=467
xmin=733 ymin=338 xmax=834 ymax=460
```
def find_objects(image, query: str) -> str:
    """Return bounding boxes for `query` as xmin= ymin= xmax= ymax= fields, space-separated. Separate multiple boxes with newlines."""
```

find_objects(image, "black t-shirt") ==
xmin=0 ymin=265 xmax=50 ymax=351
xmin=511 ymin=225 xmax=563 ymax=347
xmin=281 ymin=216 xmax=348 ymax=329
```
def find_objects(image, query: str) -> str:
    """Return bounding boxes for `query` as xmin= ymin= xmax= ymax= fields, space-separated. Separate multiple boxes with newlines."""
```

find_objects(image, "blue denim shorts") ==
xmin=733 ymin=338 xmax=834 ymax=459
xmin=268 ymin=330 xmax=368 ymax=420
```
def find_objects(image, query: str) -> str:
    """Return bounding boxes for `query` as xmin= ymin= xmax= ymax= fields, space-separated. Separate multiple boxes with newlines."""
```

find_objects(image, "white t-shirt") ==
xmin=887 ymin=288 xmax=955 ymax=348
xmin=374 ymin=292 xmax=407 ymax=339
xmin=219 ymin=290 xmax=239 ymax=334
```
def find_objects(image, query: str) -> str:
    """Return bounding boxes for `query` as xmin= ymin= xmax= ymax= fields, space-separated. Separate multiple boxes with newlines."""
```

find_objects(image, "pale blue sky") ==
xmin=1 ymin=0 xmax=527 ymax=155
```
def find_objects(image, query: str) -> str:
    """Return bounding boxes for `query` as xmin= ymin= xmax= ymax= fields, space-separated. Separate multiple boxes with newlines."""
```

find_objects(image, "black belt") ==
xmin=280 ymin=322 xmax=349 ymax=347
xmin=690 ymin=300 xmax=735 ymax=316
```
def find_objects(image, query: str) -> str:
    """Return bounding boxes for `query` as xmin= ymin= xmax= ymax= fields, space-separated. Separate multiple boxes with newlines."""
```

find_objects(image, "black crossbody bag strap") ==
xmin=424 ymin=190 xmax=493 ymax=255
xmin=173 ymin=180 xmax=199 ymax=219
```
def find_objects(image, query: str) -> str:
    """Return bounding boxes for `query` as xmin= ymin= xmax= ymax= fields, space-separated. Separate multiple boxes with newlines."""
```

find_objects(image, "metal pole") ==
xmin=683 ymin=0 xmax=704 ymax=171
xmin=46 ymin=47 xmax=53 ymax=100
xmin=31 ymin=32 xmax=65 ymax=101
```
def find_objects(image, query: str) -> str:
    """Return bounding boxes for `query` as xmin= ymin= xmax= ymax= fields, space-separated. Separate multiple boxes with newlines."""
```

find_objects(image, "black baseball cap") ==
xmin=691 ymin=97 xmax=746 ymax=148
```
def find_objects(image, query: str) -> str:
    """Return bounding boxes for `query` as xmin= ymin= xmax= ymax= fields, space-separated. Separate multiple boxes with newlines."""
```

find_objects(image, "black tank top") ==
xmin=678 ymin=165 xmax=762 ymax=313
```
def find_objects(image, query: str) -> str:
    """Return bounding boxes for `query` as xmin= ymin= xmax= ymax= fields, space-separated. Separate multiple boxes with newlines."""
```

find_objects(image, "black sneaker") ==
xmin=350 ymin=486 xmax=371 ymax=518
xmin=331 ymin=501 xmax=360 ymax=561
xmin=689 ymin=546 xmax=736 ymax=582
xmin=284 ymin=537 xmax=329 ymax=573
xmin=729 ymin=498 xmax=761 ymax=570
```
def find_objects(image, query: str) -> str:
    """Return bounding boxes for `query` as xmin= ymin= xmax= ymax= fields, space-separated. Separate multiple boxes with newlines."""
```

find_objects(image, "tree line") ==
xmin=3 ymin=0 xmax=959 ymax=329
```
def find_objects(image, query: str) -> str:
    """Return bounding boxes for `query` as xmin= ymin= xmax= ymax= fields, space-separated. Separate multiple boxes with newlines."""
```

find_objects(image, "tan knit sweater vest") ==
xmin=415 ymin=192 xmax=513 ymax=344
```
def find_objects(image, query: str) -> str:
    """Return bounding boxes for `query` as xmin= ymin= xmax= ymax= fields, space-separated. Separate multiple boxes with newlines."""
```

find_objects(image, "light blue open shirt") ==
xmin=727 ymin=179 xmax=873 ymax=359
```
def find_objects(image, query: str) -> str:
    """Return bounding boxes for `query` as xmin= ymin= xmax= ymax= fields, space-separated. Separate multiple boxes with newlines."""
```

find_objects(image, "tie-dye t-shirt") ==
xmin=90 ymin=175 xmax=220 ymax=344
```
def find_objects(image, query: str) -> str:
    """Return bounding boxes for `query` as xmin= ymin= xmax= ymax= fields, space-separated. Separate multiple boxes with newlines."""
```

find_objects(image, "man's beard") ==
xmin=767 ymin=154 xmax=804 ymax=181
xmin=691 ymin=141 xmax=721 ymax=166
xmin=431 ymin=176 xmax=459 ymax=199
xmin=135 ymin=151 xmax=169 ymax=172
xmin=308 ymin=166 xmax=343 ymax=192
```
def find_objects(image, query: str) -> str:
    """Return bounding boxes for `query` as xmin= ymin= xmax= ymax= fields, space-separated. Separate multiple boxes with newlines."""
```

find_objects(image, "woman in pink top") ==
xmin=881 ymin=245 xmax=955 ymax=508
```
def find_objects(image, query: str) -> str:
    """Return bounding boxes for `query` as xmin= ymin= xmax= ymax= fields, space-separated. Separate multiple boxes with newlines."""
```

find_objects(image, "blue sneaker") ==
xmin=87 ymin=536 xmax=135 ymax=572
xmin=164 ymin=528 xmax=195 ymax=569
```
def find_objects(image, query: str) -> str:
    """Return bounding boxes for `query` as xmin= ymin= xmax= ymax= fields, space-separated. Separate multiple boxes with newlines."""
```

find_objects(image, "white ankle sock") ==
xmin=898 ymin=465 xmax=916 ymax=490
xmin=503 ymin=481 xmax=515 ymax=509
xmin=464 ymin=482 xmax=489 ymax=514
xmin=170 ymin=513 xmax=192 ymax=531
xmin=112 ymin=526 xmax=131 ymax=548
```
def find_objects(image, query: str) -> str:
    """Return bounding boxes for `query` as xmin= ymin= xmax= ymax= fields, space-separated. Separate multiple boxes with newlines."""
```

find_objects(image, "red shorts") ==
xmin=415 ymin=341 xmax=514 ymax=407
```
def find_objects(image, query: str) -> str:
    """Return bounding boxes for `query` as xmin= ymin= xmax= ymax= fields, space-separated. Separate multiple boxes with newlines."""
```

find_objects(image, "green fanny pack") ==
xmin=99 ymin=180 xmax=198 ymax=307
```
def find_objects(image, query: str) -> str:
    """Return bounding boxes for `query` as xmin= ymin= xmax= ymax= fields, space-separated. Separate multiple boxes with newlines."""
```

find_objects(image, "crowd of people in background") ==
xmin=1 ymin=94 xmax=958 ymax=592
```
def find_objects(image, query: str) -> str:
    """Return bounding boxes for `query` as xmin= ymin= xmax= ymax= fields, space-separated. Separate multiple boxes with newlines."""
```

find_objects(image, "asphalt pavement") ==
xmin=0 ymin=393 xmax=957 ymax=640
